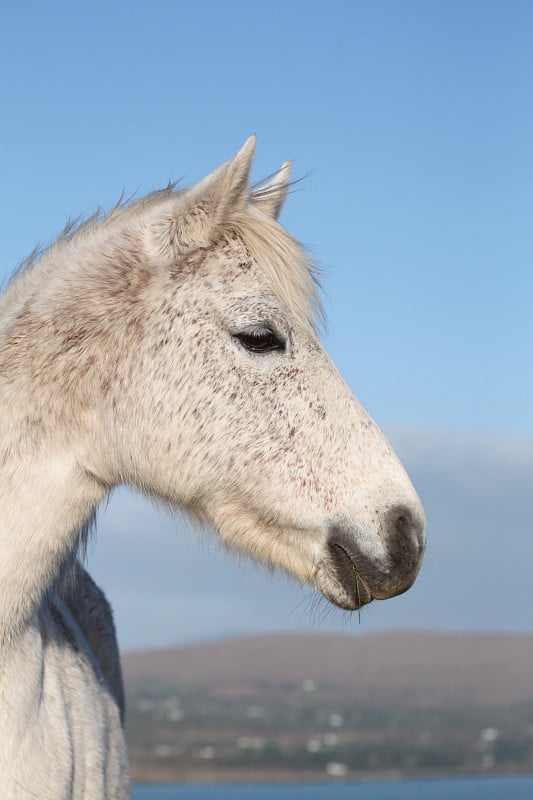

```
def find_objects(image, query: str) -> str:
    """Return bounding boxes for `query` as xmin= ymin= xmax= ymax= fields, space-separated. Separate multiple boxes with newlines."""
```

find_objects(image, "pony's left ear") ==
xmin=188 ymin=134 xmax=256 ymax=219
xmin=251 ymin=162 xmax=291 ymax=219
xmin=146 ymin=136 xmax=256 ymax=260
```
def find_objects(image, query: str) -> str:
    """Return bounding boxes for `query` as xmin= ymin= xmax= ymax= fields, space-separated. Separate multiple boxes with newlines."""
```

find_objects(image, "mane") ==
xmin=1 ymin=180 xmax=322 ymax=328
xmin=0 ymin=187 xmax=179 ymax=323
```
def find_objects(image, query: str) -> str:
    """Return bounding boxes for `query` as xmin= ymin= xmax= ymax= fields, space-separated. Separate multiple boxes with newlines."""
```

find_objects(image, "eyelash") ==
xmin=233 ymin=329 xmax=286 ymax=354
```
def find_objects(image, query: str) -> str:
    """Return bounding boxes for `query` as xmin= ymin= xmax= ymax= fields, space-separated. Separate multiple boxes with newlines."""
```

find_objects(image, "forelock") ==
xmin=227 ymin=205 xmax=323 ymax=329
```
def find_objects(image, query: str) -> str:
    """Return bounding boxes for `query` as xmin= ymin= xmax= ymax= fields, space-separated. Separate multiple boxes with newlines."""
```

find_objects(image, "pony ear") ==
xmin=251 ymin=162 xmax=291 ymax=219
xmin=147 ymin=136 xmax=256 ymax=259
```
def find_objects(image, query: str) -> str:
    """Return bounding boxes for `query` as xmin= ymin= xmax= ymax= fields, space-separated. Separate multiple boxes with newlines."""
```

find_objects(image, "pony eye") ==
xmin=234 ymin=329 xmax=286 ymax=354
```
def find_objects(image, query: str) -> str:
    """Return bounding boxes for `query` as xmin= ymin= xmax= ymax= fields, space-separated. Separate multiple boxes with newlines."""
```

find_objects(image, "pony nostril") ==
xmin=387 ymin=505 xmax=426 ymax=564
xmin=395 ymin=513 xmax=409 ymax=535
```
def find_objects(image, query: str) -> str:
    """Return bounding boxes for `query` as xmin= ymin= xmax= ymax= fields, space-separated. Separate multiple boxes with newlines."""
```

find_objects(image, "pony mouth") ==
xmin=317 ymin=542 xmax=373 ymax=612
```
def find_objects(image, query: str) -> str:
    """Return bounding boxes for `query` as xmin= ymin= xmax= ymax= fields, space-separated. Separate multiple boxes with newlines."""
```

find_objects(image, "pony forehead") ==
xmin=147 ymin=181 xmax=322 ymax=326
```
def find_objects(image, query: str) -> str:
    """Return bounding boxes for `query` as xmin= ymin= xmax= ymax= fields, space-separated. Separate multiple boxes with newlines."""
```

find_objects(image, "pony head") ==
xmin=16 ymin=137 xmax=426 ymax=611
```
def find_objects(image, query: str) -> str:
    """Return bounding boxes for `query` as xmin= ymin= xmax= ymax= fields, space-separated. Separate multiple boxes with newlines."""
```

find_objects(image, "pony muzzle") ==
xmin=318 ymin=508 xmax=425 ymax=611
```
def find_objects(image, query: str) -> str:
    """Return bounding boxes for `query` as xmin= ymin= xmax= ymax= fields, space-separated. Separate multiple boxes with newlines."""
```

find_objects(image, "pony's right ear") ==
xmin=251 ymin=162 xmax=291 ymax=219
xmin=146 ymin=136 xmax=256 ymax=261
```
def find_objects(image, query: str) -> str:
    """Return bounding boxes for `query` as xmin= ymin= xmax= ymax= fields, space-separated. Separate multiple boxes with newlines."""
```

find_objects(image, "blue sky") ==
xmin=1 ymin=2 xmax=531 ymax=647
xmin=2 ymin=0 xmax=531 ymax=432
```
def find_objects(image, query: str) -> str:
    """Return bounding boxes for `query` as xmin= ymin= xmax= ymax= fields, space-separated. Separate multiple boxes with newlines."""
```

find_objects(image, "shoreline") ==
xmin=131 ymin=767 xmax=533 ymax=785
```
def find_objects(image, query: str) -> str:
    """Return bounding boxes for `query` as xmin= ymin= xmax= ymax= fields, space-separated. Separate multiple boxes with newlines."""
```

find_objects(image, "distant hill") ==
xmin=122 ymin=631 xmax=533 ymax=708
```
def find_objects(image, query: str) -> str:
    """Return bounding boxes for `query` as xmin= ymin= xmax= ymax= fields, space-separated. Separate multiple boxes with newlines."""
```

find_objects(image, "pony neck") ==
xmin=0 ymin=441 xmax=105 ymax=646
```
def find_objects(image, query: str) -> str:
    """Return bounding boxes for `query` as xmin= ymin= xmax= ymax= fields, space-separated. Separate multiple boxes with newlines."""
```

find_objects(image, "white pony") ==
xmin=0 ymin=138 xmax=425 ymax=798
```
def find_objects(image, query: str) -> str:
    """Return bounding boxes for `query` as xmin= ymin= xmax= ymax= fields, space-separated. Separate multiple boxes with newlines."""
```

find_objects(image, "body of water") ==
xmin=132 ymin=775 xmax=533 ymax=799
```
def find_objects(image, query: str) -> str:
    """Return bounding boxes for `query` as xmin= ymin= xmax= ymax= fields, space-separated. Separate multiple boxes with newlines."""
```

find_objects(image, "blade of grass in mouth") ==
xmin=352 ymin=563 xmax=362 ymax=624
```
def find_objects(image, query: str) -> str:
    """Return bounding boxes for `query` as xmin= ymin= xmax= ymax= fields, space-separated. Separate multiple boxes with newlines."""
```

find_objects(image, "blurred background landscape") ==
xmin=122 ymin=631 xmax=533 ymax=783
xmin=1 ymin=0 xmax=532 ymax=786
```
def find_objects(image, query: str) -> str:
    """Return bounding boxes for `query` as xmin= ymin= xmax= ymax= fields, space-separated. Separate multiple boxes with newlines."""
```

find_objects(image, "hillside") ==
xmin=121 ymin=632 xmax=533 ymax=782
xmin=123 ymin=631 xmax=533 ymax=707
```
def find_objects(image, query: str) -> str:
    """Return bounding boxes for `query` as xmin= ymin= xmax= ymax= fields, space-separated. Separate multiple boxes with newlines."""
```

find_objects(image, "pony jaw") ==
xmin=205 ymin=498 xmax=323 ymax=585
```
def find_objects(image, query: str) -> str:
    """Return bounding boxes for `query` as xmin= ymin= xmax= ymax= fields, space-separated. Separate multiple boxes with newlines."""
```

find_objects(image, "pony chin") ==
xmin=315 ymin=561 xmax=373 ymax=611
xmin=207 ymin=500 xmax=322 ymax=585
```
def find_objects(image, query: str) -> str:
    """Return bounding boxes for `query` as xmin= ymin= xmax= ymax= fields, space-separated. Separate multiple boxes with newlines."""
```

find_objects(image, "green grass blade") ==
xmin=352 ymin=563 xmax=362 ymax=624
